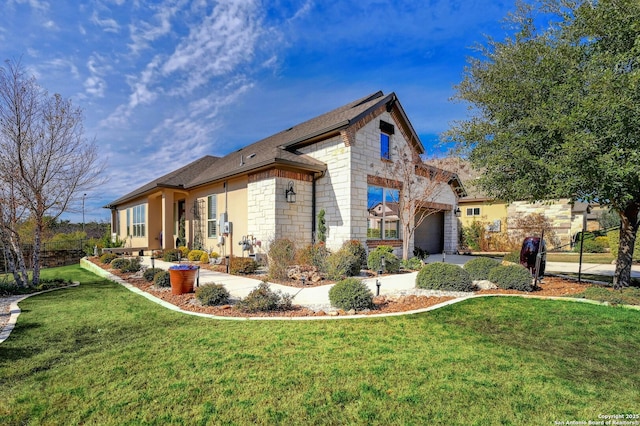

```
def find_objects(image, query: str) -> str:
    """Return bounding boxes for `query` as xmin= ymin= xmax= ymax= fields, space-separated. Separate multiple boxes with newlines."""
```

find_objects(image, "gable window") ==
xmin=207 ymin=195 xmax=217 ymax=238
xmin=367 ymin=185 xmax=400 ymax=239
xmin=132 ymin=204 xmax=145 ymax=237
xmin=466 ymin=207 xmax=481 ymax=217
xmin=379 ymin=120 xmax=394 ymax=161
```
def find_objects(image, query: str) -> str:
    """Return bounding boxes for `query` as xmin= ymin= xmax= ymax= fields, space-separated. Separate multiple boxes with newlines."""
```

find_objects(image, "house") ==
xmin=104 ymin=91 xmax=463 ymax=259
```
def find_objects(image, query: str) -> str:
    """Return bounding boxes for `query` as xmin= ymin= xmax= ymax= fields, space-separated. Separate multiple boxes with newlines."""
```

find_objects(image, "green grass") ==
xmin=546 ymin=252 xmax=615 ymax=264
xmin=1 ymin=265 xmax=639 ymax=425
xmin=571 ymin=286 xmax=640 ymax=306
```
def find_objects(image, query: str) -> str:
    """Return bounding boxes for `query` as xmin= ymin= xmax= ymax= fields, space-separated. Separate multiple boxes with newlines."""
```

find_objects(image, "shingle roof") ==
xmin=106 ymin=91 xmax=418 ymax=207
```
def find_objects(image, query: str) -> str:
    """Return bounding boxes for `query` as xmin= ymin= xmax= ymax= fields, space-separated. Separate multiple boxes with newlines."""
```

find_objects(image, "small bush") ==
xmin=341 ymin=240 xmax=367 ymax=275
xmin=328 ymin=278 xmax=374 ymax=311
xmin=268 ymin=239 xmax=296 ymax=281
xmin=110 ymin=257 xmax=128 ymax=270
xmin=401 ymin=257 xmax=423 ymax=271
xmin=464 ymin=257 xmax=501 ymax=281
xmin=367 ymin=245 xmax=400 ymax=273
xmin=230 ymin=257 xmax=258 ymax=275
xmin=326 ymin=249 xmax=360 ymax=281
xmin=236 ymin=282 xmax=293 ymax=313
xmin=154 ymin=271 xmax=171 ymax=288
xmin=413 ymin=247 xmax=430 ymax=260
xmin=163 ymin=249 xmax=181 ymax=262
xmin=188 ymin=250 xmax=205 ymax=262
xmin=178 ymin=246 xmax=190 ymax=258
xmin=200 ymin=252 xmax=210 ymax=263
xmin=574 ymin=237 xmax=607 ymax=253
xmin=195 ymin=283 xmax=230 ymax=306
xmin=488 ymin=264 xmax=533 ymax=292
xmin=503 ymin=251 xmax=520 ymax=263
xmin=99 ymin=253 xmax=118 ymax=264
xmin=143 ymin=268 xmax=164 ymax=282
xmin=120 ymin=257 xmax=142 ymax=273
xmin=416 ymin=262 xmax=474 ymax=292
xmin=296 ymin=243 xmax=330 ymax=272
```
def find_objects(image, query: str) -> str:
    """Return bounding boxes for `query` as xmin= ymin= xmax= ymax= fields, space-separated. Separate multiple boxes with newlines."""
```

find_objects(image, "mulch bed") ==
xmin=89 ymin=258 xmax=594 ymax=318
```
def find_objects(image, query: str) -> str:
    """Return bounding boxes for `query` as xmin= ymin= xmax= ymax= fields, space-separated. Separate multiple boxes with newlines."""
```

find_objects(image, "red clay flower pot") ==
xmin=169 ymin=268 xmax=197 ymax=295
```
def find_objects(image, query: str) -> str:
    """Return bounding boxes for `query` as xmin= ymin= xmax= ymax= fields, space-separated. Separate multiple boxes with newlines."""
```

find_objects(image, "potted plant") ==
xmin=168 ymin=264 xmax=199 ymax=295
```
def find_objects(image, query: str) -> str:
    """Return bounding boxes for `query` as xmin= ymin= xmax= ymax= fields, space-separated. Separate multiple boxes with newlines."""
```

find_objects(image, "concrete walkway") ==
xmin=139 ymin=254 xmax=640 ymax=310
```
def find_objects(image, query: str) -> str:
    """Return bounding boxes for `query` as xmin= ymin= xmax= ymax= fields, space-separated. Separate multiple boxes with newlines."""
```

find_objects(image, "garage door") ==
xmin=414 ymin=211 xmax=444 ymax=255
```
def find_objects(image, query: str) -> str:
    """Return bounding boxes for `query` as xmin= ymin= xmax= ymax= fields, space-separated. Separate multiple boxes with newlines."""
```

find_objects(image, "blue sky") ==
xmin=1 ymin=0 xmax=515 ymax=223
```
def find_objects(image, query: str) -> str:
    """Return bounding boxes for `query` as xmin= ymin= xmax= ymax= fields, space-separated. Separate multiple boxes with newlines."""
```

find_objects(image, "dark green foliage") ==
xmin=462 ymin=221 xmax=484 ymax=251
xmin=367 ymin=245 xmax=400 ymax=273
xmin=412 ymin=247 xmax=429 ymax=260
xmin=317 ymin=209 xmax=326 ymax=243
xmin=195 ymin=283 xmax=230 ymax=306
xmin=154 ymin=271 xmax=171 ymax=288
xmin=99 ymin=253 xmax=118 ymax=264
xmin=268 ymin=239 xmax=296 ymax=281
xmin=401 ymin=257 xmax=423 ymax=271
xmin=230 ymin=257 xmax=258 ymax=275
xmin=121 ymin=257 xmax=142 ymax=273
xmin=464 ymin=257 xmax=501 ymax=281
xmin=488 ymin=264 xmax=533 ymax=292
xmin=503 ymin=251 xmax=520 ymax=263
xmin=236 ymin=282 xmax=293 ymax=313
xmin=340 ymin=240 xmax=367 ymax=275
xmin=328 ymin=278 xmax=374 ymax=311
xmin=163 ymin=249 xmax=181 ymax=262
xmin=574 ymin=237 xmax=607 ymax=254
xmin=416 ymin=262 xmax=474 ymax=292
xmin=326 ymin=249 xmax=360 ymax=281
xmin=143 ymin=268 xmax=164 ymax=282
xmin=110 ymin=257 xmax=128 ymax=270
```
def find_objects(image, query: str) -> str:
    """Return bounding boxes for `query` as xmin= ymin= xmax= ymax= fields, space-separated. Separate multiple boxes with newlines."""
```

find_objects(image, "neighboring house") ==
xmin=104 ymin=91 xmax=463 ymax=259
xmin=430 ymin=158 xmax=601 ymax=250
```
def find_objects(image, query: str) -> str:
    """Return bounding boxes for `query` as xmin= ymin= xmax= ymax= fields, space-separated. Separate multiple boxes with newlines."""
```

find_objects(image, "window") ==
xmin=367 ymin=186 xmax=400 ymax=239
xmin=466 ymin=207 xmax=481 ymax=216
xmin=379 ymin=120 xmax=394 ymax=161
xmin=126 ymin=209 xmax=130 ymax=236
xmin=132 ymin=204 xmax=145 ymax=237
xmin=207 ymin=195 xmax=217 ymax=238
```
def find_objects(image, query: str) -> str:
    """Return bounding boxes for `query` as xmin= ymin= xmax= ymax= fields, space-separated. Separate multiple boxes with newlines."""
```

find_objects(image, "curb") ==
xmin=80 ymin=258 xmax=640 ymax=321
xmin=0 ymin=282 xmax=80 ymax=344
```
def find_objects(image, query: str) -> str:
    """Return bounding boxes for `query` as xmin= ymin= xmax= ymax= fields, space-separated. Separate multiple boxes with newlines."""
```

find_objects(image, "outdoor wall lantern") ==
xmin=454 ymin=207 xmax=461 ymax=217
xmin=285 ymin=180 xmax=296 ymax=203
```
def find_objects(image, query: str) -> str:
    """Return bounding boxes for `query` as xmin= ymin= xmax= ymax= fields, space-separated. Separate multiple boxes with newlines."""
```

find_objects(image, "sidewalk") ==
xmin=139 ymin=254 xmax=640 ymax=309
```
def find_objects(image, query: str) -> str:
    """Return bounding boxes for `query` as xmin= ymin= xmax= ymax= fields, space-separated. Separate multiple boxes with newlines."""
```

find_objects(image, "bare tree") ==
xmin=378 ymin=145 xmax=454 ymax=260
xmin=0 ymin=59 xmax=104 ymax=286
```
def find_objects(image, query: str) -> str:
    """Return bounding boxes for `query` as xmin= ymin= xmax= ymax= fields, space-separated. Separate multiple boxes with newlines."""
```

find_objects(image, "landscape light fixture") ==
xmin=285 ymin=181 xmax=296 ymax=203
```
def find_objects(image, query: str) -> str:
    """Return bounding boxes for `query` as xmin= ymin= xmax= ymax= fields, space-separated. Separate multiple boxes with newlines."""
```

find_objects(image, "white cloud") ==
xmin=9 ymin=0 xmax=49 ymax=12
xmin=127 ymin=0 xmax=184 ymax=54
xmin=91 ymin=11 xmax=120 ymax=33
xmin=42 ymin=19 xmax=57 ymax=30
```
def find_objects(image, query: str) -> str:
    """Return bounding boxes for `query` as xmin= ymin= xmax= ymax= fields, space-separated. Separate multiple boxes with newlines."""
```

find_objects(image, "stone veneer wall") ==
xmin=247 ymin=177 xmax=277 ymax=254
xmin=507 ymin=200 xmax=573 ymax=247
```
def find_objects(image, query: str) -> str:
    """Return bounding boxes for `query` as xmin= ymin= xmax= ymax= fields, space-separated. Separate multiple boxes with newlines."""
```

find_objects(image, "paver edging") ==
xmin=0 ymin=282 xmax=80 ymax=344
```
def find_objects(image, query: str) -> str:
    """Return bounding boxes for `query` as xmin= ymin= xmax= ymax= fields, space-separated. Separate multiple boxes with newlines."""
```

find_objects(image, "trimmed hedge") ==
xmin=367 ymin=245 xmax=400 ymax=274
xmin=236 ymin=282 xmax=292 ymax=313
xmin=488 ymin=264 xmax=533 ymax=292
xmin=143 ymin=267 xmax=164 ymax=282
xmin=416 ymin=262 xmax=474 ymax=292
xmin=195 ymin=283 xmax=230 ymax=306
xmin=99 ymin=253 xmax=118 ymax=264
xmin=341 ymin=240 xmax=367 ymax=276
xmin=328 ymin=278 xmax=374 ymax=311
xmin=188 ymin=250 xmax=205 ymax=262
xmin=154 ymin=271 xmax=171 ymax=288
xmin=326 ymin=249 xmax=360 ymax=281
xmin=464 ymin=257 xmax=500 ymax=281
xmin=230 ymin=257 xmax=258 ymax=275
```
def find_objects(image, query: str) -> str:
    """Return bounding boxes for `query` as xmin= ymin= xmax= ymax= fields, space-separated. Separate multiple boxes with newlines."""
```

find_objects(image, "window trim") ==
xmin=132 ymin=204 xmax=146 ymax=237
xmin=367 ymin=185 xmax=400 ymax=240
xmin=207 ymin=195 xmax=217 ymax=238
xmin=466 ymin=207 xmax=481 ymax=217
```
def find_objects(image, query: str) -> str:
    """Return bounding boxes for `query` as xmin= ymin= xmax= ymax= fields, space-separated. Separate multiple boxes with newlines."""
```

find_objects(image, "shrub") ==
xmin=195 ymin=283 xmax=230 ymax=306
xmin=594 ymin=236 xmax=609 ymax=248
xmin=110 ymin=257 xmax=128 ymax=270
xmin=188 ymin=250 xmax=205 ymax=262
xmin=296 ymin=243 xmax=330 ymax=272
xmin=464 ymin=257 xmax=501 ymax=281
xmin=341 ymin=240 xmax=367 ymax=275
xmin=200 ymin=252 xmax=210 ymax=263
xmin=99 ymin=253 xmax=118 ymax=264
xmin=328 ymin=278 xmax=374 ymax=311
xmin=488 ymin=264 xmax=533 ymax=292
xmin=143 ymin=267 xmax=164 ymax=282
xmin=120 ymin=257 xmax=142 ymax=273
xmin=268 ymin=239 xmax=296 ymax=281
xmin=367 ymin=245 xmax=400 ymax=273
xmin=503 ymin=251 xmax=520 ymax=263
xmin=178 ymin=246 xmax=190 ymax=258
xmin=163 ymin=249 xmax=181 ymax=262
xmin=401 ymin=257 xmax=423 ymax=271
xmin=413 ymin=246 xmax=430 ymax=260
xmin=326 ymin=249 xmax=360 ymax=281
xmin=416 ymin=263 xmax=474 ymax=292
xmin=236 ymin=282 xmax=293 ymax=313
xmin=154 ymin=271 xmax=171 ymax=288
xmin=574 ymin=236 xmax=608 ymax=253
xmin=230 ymin=257 xmax=258 ymax=275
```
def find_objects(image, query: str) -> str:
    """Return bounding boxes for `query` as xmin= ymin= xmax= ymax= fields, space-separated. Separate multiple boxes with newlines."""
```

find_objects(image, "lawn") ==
xmin=1 ymin=265 xmax=639 ymax=425
xmin=546 ymin=252 xmax=615 ymax=264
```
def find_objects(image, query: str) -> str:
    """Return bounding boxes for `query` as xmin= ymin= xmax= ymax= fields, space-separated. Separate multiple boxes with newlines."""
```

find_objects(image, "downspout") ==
xmin=311 ymin=170 xmax=326 ymax=244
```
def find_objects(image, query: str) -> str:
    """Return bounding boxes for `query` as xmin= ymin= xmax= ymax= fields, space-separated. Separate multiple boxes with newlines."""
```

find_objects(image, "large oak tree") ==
xmin=448 ymin=0 xmax=640 ymax=288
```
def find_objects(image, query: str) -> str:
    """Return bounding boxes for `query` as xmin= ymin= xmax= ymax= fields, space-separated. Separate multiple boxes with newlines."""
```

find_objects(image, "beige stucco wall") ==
xmin=458 ymin=201 xmax=508 ymax=229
